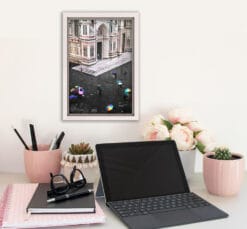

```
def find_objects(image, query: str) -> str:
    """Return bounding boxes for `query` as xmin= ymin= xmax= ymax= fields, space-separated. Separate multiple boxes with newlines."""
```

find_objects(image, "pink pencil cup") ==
xmin=24 ymin=144 xmax=62 ymax=183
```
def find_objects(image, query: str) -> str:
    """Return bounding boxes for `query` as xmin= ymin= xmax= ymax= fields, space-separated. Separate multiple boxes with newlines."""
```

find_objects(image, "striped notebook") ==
xmin=0 ymin=184 xmax=105 ymax=228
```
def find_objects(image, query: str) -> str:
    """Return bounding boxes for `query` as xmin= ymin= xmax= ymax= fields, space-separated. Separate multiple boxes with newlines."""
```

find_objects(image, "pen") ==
xmin=29 ymin=124 xmax=38 ymax=151
xmin=47 ymin=189 xmax=94 ymax=203
xmin=49 ymin=135 xmax=57 ymax=150
xmin=12 ymin=126 xmax=30 ymax=150
xmin=53 ymin=131 xmax=65 ymax=149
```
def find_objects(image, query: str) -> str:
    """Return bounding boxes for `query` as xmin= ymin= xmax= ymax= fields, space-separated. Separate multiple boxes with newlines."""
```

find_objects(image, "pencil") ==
xmin=12 ymin=126 xmax=30 ymax=150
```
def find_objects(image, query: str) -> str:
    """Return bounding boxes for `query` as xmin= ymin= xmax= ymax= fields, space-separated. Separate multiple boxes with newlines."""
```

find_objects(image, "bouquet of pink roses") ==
xmin=143 ymin=108 xmax=216 ymax=153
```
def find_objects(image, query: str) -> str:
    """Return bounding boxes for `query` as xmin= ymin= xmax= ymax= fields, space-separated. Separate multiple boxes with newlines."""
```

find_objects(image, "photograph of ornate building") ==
xmin=68 ymin=19 xmax=132 ymax=67
xmin=66 ymin=17 xmax=134 ymax=116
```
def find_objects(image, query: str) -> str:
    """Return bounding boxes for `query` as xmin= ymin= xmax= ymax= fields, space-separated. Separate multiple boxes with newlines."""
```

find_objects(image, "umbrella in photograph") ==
xmin=116 ymin=80 xmax=123 ymax=86
xmin=77 ymin=86 xmax=85 ymax=96
xmin=111 ymin=71 xmax=117 ymax=78
xmin=69 ymin=94 xmax=78 ymax=100
xmin=124 ymin=88 xmax=131 ymax=95
xmin=105 ymin=104 xmax=114 ymax=112
xmin=71 ymin=86 xmax=85 ymax=96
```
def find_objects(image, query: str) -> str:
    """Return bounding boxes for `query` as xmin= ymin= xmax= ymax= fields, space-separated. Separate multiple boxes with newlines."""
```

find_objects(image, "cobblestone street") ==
xmin=69 ymin=61 xmax=132 ymax=114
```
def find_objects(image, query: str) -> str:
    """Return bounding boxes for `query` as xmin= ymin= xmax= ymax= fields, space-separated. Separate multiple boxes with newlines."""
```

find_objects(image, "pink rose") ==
xmin=143 ymin=124 xmax=170 ymax=141
xmin=196 ymin=130 xmax=216 ymax=153
xmin=167 ymin=108 xmax=194 ymax=124
xmin=170 ymin=124 xmax=195 ymax=150
xmin=186 ymin=121 xmax=203 ymax=132
xmin=149 ymin=114 xmax=165 ymax=126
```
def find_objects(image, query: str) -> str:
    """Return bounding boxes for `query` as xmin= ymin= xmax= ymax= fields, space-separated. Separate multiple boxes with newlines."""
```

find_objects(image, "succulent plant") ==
xmin=69 ymin=142 xmax=93 ymax=155
xmin=214 ymin=147 xmax=232 ymax=160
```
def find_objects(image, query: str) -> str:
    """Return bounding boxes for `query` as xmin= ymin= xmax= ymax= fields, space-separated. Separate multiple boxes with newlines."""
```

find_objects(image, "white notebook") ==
xmin=0 ymin=184 xmax=105 ymax=228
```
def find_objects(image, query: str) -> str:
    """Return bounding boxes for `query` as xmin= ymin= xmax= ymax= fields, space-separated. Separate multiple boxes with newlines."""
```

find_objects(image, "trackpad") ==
xmin=152 ymin=209 xmax=200 ymax=227
xmin=124 ymin=215 xmax=158 ymax=229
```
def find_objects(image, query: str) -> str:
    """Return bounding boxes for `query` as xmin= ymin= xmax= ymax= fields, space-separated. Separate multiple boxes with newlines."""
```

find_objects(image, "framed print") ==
xmin=62 ymin=11 xmax=139 ymax=120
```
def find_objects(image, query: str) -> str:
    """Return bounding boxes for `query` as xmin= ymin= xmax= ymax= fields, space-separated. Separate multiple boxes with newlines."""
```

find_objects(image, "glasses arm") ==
xmin=70 ymin=166 xmax=87 ymax=185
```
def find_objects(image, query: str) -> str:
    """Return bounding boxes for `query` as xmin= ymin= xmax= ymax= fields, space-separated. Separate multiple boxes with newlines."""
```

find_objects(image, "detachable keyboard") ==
xmin=110 ymin=192 xmax=210 ymax=218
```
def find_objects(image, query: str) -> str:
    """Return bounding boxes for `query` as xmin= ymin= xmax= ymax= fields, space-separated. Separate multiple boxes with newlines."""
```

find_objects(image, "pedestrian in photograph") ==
xmin=97 ymin=84 xmax=102 ymax=96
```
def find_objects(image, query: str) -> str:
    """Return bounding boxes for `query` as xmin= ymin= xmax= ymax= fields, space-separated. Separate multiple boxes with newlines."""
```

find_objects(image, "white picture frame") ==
xmin=62 ymin=11 xmax=139 ymax=121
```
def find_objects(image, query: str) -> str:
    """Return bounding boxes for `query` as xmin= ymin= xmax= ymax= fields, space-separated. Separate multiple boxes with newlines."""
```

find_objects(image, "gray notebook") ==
xmin=27 ymin=183 xmax=95 ymax=214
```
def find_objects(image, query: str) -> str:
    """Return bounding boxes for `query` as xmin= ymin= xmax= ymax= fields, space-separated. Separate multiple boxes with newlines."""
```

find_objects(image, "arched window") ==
xmin=97 ymin=24 xmax=107 ymax=36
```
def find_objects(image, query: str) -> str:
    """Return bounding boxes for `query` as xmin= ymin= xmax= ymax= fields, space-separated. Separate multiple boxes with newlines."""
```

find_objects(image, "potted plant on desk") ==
xmin=61 ymin=142 xmax=98 ymax=184
xmin=203 ymin=147 xmax=245 ymax=196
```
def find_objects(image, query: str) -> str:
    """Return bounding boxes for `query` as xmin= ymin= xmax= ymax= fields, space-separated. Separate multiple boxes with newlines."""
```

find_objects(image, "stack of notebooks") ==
xmin=0 ymin=183 xmax=105 ymax=228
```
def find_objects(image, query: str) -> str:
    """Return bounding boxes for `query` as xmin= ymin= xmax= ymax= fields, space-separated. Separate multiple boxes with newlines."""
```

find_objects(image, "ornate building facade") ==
xmin=68 ymin=19 xmax=133 ymax=65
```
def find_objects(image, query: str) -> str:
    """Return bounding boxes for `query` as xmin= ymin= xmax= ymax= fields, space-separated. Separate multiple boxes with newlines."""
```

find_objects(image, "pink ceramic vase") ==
xmin=24 ymin=144 xmax=62 ymax=183
xmin=203 ymin=152 xmax=244 ymax=196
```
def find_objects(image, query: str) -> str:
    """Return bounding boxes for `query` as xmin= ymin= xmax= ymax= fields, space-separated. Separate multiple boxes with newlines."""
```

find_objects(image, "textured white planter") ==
xmin=61 ymin=151 xmax=100 ymax=186
xmin=179 ymin=150 xmax=196 ymax=181
xmin=62 ymin=151 xmax=96 ymax=164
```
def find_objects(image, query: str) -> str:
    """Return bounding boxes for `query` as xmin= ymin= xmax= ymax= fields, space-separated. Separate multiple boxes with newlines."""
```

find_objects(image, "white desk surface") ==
xmin=0 ymin=173 xmax=246 ymax=229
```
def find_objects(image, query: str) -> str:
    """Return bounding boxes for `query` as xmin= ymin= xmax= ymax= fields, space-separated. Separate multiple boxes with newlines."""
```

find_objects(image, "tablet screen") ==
xmin=96 ymin=141 xmax=189 ymax=202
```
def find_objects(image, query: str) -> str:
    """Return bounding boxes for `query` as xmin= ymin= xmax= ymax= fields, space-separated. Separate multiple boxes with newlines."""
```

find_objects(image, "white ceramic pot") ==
xmin=179 ymin=150 xmax=196 ymax=181
xmin=62 ymin=151 xmax=96 ymax=164
xmin=61 ymin=151 xmax=99 ymax=186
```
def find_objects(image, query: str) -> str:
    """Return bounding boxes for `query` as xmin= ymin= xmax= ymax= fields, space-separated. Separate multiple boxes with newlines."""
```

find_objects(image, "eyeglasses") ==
xmin=47 ymin=166 xmax=87 ymax=197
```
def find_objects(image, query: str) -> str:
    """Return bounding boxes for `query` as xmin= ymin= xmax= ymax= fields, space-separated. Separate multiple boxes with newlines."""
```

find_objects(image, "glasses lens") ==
xmin=72 ymin=169 xmax=86 ymax=187
xmin=52 ymin=175 xmax=69 ymax=194
xmin=74 ymin=169 xmax=83 ymax=181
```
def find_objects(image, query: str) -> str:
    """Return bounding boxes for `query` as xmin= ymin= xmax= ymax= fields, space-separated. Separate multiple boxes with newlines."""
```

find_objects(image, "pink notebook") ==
xmin=0 ymin=184 xmax=105 ymax=228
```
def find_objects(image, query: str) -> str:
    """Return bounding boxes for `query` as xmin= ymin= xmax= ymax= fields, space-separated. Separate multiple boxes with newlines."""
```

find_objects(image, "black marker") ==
xmin=29 ymin=124 xmax=38 ymax=151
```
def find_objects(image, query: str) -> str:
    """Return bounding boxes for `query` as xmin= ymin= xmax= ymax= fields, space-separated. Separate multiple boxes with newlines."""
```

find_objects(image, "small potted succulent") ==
xmin=203 ymin=147 xmax=245 ymax=196
xmin=61 ymin=142 xmax=98 ymax=183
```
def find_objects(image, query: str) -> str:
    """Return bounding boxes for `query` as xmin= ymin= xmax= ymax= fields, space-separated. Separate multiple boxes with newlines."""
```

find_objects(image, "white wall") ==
xmin=0 ymin=0 xmax=247 ymax=173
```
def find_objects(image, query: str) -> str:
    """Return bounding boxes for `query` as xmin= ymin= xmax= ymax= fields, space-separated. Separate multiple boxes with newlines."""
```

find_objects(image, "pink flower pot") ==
xmin=24 ymin=144 xmax=62 ymax=183
xmin=203 ymin=152 xmax=245 ymax=196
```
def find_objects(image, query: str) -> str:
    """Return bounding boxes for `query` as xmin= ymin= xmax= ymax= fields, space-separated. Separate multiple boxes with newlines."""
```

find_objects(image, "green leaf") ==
xmin=193 ymin=131 xmax=202 ymax=138
xmin=163 ymin=120 xmax=173 ymax=130
xmin=196 ymin=141 xmax=206 ymax=154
